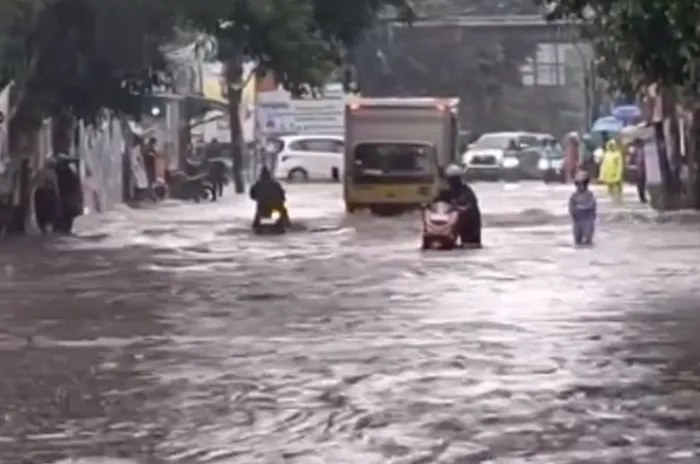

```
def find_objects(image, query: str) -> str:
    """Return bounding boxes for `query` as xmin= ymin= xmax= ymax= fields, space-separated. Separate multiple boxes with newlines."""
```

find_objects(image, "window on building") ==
xmin=520 ymin=59 xmax=535 ymax=86
xmin=535 ymin=43 xmax=559 ymax=86
xmin=526 ymin=43 xmax=576 ymax=87
xmin=521 ymin=42 xmax=584 ymax=87
xmin=536 ymin=64 xmax=558 ymax=86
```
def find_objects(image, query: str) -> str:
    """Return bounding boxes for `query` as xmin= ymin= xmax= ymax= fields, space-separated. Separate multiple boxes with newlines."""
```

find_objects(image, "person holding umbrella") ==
xmin=590 ymin=115 xmax=624 ymax=180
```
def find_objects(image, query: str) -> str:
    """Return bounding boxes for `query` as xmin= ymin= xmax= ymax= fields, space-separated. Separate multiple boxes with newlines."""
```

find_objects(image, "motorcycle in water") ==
xmin=421 ymin=201 xmax=467 ymax=250
xmin=253 ymin=206 xmax=290 ymax=235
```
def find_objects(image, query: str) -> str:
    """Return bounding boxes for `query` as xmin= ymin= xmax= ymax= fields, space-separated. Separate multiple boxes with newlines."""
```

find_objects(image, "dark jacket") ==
xmin=55 ymin=163 xmax=83 ymax=218
xmin=568 ymin=190 xmax=596 ymax=220
xmin=34 ymin=186 xmax=59 ymax=230
xmin=250 ymin=168 xmax=285 ymax=208
xmin=434 ymin=179 xmax=479 ymax=208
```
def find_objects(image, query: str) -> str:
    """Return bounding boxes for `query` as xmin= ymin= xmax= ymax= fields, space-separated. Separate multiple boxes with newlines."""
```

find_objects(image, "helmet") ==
xmin=444 ymin=164 xmax=463 ymax=178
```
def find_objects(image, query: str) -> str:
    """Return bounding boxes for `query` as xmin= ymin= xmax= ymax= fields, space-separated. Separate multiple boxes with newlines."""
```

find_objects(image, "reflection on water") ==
xmin=1 ymin=184 xmax=700 ymax=463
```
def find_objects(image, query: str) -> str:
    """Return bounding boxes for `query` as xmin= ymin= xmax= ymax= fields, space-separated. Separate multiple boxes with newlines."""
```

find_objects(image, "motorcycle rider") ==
xmin=249 ymin=166 xmax=290 ymax=228
xmin=434 ymin=163 xmax=482 ymax=247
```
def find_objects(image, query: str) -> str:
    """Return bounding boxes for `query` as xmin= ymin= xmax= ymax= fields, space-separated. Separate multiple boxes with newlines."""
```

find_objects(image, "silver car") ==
xmin=462 ymin=131 xmax=543 ymax=181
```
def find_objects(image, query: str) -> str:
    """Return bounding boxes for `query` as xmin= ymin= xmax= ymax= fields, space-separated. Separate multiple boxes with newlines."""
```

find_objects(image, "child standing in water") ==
xmin=568 ymin=170 xmax=597 ymax=245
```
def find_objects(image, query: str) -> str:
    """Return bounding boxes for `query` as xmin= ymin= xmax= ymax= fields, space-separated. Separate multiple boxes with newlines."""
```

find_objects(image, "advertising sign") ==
xmin=256 ymin=99 xmax=345 ymax=136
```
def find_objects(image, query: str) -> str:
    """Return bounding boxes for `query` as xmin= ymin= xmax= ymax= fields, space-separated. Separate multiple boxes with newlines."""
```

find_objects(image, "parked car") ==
xmin=271 ymin=134 xmax=344 ymax=182
xmin=462 ymin=131 xmax=550 ymax=181
xmin=537 ymin=146 xmax=566 ymax=183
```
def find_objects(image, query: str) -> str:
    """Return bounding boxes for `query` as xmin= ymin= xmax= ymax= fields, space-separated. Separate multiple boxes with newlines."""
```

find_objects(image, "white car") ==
xmin=271 ymin=134 xmax=344 ymax=182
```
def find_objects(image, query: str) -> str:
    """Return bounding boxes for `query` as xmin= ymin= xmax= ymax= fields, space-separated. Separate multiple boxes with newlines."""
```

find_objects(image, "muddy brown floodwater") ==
xmin=1 ymin=183 xmax=700 ymax=463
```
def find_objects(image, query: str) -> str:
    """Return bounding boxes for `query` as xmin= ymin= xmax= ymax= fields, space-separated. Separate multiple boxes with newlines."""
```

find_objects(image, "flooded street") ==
xmin=2 ymin=182 xmax=700 ymax=463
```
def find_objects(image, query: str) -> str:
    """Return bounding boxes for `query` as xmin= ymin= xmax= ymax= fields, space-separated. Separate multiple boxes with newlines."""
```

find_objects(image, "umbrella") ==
xmin=611 ymin=105 xmax=641 ymax=121
xmin=591 ymin=116 xmax=623 ymax=133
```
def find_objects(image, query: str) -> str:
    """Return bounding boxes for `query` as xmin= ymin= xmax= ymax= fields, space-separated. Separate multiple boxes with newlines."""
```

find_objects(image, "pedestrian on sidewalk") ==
xmin=54 ymin=156 xmax=83 ymax=233
xmin=599 ymin=139 xmax=624 ymax=203
xmin=144 ymin=137 xmax=158 ymax=187
xmin=32 ymin=157 xmax=60 ymax=233
xmin=580 ymin=133 xmax=597 ymax=178
xmin=145 ymin=137 xmax=168 ymax=200
xmin=564 ymin=132 xmax=580 ymax=183
xmin=631 ymin=138 xmax=647 ymax=203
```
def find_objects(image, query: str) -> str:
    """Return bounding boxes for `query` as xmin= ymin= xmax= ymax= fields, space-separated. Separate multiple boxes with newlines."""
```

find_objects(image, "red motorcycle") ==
xmin=421 ymin=201 xmax=469 ymax=250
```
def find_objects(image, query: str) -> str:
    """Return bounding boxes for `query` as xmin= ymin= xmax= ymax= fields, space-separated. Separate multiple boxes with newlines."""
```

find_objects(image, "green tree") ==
xmin=541 ymin=0 xmax=700 ymax=207
xmin=177 ymin=0 xmax=414 ymax=193
xmin=541 ymin=1 xmax=700 ymax=97
xmin=0 ymin=0 xmax=178 ymax=142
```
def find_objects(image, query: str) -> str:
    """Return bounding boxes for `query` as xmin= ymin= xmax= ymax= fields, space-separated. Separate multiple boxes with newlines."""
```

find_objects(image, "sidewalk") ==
xmin=591 ymin=184 xmax=700 ymax=224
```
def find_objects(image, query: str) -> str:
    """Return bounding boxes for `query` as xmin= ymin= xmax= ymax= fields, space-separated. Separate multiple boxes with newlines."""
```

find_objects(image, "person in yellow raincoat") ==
xmin=598 ymin=139 xmax=624 ymax=202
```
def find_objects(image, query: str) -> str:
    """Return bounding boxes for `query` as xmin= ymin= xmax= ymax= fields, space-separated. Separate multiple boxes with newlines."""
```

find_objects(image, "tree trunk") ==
xmin=51 ymin=113 xmax=74 ymax=155
xmin=663 ymin=87 xmax=682 ymax=198
xmin=590 ymin=71 xmax=603 ymax=124
xmin=16 ymin=158 xmax=30 ymax=234
xmin=690 ymin=105 xmax=700 ymax=209
xmin=647 ymin=85 xmax=678 ymax=210
xmin=120 ymin=118 xmax=134 ymax=202
xmin=224 ymin=57 xmax=246 ymax=194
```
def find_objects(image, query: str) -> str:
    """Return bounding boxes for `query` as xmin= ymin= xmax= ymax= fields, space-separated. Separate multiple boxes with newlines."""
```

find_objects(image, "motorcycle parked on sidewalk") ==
xmin=167 ymin=158 xmax=216 ymax=203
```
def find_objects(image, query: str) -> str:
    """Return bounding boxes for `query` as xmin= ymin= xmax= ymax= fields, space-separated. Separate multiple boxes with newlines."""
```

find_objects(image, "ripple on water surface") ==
xmin=2 ymin=188 xmax=700 ymax=462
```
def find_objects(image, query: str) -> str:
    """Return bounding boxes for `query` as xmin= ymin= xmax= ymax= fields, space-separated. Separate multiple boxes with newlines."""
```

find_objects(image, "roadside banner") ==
xmin=255 ymin=80 xmax=348 ymax=137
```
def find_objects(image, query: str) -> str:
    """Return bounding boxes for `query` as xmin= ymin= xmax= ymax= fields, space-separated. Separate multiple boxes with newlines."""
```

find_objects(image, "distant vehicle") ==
xmin=537 ymin=144 xmax=566 ymax=183
xmin=272 ymin=134 xmax=344 ymax=182
xmin=463 ymin=131 xmax=546 ymax=181
xmin=344 ymin=97 xmax=460 ymax=214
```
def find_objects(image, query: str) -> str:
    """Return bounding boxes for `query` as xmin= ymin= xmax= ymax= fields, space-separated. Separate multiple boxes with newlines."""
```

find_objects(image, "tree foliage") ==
xmin=176 ymin=0 xmax=414 ymax=95
xmin=0 ymin=0 xmax=178 ymax=128
xmin=0 ymin=0 xmax=414 ymax=131
xmin=541 ymin=0 xmax=700 ymax=95
xmin=356 ymin=24 xmax=536 ymax=129
xmin=354 ymin=0 xmax=545 ymax=133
